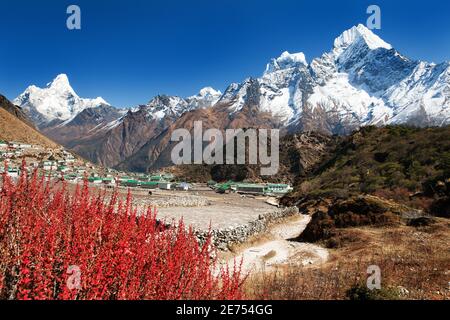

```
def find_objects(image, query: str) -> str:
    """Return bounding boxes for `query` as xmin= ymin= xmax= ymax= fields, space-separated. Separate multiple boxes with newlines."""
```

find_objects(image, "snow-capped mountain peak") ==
xmin=186 ymin=87 xmax=222 ymax=109
xmin=265 ymin=51 xmax=308 ymax=74
xmin=215 ymin=24 xmax=449 ymax=132
xmin=14 ymin=74 xmax=110 ymax=128
xmin=145 ymin=95 xmax=188 ymax=119
xmin=46 ymin=73 xmax=74 ymax=93
xmin=333 ymin=24 xmax=392 ymax=52
xmin=198 ymin=87 xmax=222 ymax=98
xmin=90 ymin=96 xmax=109 ymax=105
xmin=131 ymin=87 xmax=222 ymax=122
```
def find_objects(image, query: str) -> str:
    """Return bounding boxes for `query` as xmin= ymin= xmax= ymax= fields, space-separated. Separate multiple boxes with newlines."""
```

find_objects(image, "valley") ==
xmin=1 ymin=22 xmax=449 ymax=301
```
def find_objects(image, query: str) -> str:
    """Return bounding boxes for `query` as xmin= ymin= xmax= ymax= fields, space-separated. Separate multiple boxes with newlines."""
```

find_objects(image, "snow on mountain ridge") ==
xmin=265 ymin=51 xmax=308 ymax=74
xmin=218 ymin=24 xmax=449 ymax=131
xmin=115 ymin=86 xmax=222 ymax=127
xmin=187 ymin=87 xmax=222 ymax=109
xmin=14 ymin=25 xmax=450 ymax=135
xmin=14 ymin=74 xmax=110 ymax=127
xmin=197 ymin=87 xmax=222 ymax=98
xmin=333 ymin=24 xmax=392 ymax=53
xmin=46 ymin=74 xmax=74 ymax=93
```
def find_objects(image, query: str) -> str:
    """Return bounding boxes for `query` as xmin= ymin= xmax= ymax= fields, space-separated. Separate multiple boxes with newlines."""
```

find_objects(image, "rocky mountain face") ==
xmin=0 ymin=94 xmax=35 ymax=128
xmin=13 ymin=24 xmax=450 ymax=172
xmin=114 ymin=96 xmax=281 ymax=172
xmin=165 ymin=131 xmax=339 ymax=183
xmin=41 ymin=104 xmax=126 ymax=150
xmin=47 ymin=90 xmax=222 ymax=168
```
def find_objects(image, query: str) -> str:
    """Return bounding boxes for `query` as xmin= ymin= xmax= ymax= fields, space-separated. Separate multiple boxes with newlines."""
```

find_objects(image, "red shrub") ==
xmin=0 ymin=165 xmax=244 ymax=300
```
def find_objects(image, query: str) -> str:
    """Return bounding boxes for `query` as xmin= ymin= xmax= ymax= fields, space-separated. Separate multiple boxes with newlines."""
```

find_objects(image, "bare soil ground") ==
xmin=79 ymin=183 xmax=278 ymax=230
xmin=219 ymin=214 xmax=329 ymax=274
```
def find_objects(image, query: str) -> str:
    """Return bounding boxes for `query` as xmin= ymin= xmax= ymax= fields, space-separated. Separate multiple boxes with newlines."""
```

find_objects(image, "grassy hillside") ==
xmin=283 ymin=125 xmax=450 ymax=215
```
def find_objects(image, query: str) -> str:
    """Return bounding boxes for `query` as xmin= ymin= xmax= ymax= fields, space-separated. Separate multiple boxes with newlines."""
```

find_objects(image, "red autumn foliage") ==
xmin=0 ymin=164 xmax=244 ymax=300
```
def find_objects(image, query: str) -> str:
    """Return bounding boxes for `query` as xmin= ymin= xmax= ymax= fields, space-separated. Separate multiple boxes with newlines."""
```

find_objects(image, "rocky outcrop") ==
xmin=43 ymin=105 xmax=124 ymax=148
xmin=295 ymin=195 xmax=423 ymax=244
xmin=160 ymin=131 xmax=339 ymax=184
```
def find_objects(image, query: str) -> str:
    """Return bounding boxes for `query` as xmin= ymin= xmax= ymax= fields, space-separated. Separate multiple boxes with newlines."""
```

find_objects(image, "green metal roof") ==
xmin=236 ymin=183 xmax=267 ymax=188
xmin=121 ymin=179 xmax=139 ymax=184
xmin=141 ymin=181 xmax=159 ymax=185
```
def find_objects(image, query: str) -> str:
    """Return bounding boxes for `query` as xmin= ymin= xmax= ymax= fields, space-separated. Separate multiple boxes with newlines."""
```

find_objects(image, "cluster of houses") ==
xmin=0 ymin=140 xmax=84 ymax=178
xmin=1 ymin=139 xmax=293 ymax=197
xmin=0 ymin=139 xmax=190 ymax=191
xmin=0 ymin=140 xmax=38 ymax=160
xmin=83 ymin=173 xmax=192 ymax=191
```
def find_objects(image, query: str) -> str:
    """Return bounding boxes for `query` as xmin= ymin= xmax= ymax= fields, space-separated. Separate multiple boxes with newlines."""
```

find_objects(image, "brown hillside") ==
xmin=0 ymin=95 xmax=58 ymax=148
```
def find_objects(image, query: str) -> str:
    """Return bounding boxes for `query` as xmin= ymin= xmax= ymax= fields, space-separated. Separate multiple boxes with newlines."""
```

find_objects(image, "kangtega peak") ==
xmin=218 ymin=24 xmax=449 ymax=133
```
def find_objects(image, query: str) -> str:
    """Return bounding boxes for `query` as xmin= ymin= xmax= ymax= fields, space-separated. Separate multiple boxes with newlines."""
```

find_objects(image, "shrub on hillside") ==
xmin=284 ymin=125 xmax=450 ymax=213
xmin=297 ymin=196 xmax=401 ymax=243
xmin=346 ymin=284 xmax=400 ymax=300
xmin=430 ymin=197 xmax=450 ymax=218
xmin=0 ymin=165 xmax=244 ymax=300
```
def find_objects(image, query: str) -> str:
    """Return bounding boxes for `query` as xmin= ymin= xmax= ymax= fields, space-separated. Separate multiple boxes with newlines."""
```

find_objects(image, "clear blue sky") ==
xmin=1 ymin=0 xmax=449 ymax=107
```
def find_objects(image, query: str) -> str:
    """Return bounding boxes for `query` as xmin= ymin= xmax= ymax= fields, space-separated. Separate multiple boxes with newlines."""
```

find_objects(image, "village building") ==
xmin=158 ymin=181 xmax=172 ymax=190
xmin=102 ymin=177 xmax=114 ymax=185
xmin=6 ymin=168 xmax=20 ymax=178
xmin=57 ymin=165 xmax=70 ymax=173
xmin=42 ymin=161 xmax=57 ymax=171
xmin=17 ymin=143 xmax=32 ymax=149
xmin=120 ymin=179 xmax=140 ymax=187
xmin=175 ymin=182 xmax=191 ymax=191
xmin=140 ymin=181 xmax=159 ymax=189
xmin=88 ymin=177 xmax=103 ymax=184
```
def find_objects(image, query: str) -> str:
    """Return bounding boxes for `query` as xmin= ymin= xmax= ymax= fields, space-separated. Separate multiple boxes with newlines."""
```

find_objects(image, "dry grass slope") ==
xmin=246 ymin=220 xmax=450 ymax=300
xmin=0 ymin=105 xmax=58 ymax=148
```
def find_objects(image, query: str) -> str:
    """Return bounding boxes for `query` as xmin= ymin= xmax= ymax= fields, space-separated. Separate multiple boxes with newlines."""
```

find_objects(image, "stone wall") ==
xmin=137 ymin=195 xmax=211 ymax=208
xmin=195 ymin=207 xmax=299 ymax=250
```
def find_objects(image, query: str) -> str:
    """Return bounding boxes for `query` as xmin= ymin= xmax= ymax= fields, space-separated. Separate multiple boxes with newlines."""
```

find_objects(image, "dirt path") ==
xmin=222 ymin=214 xmax=329 ymax=274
